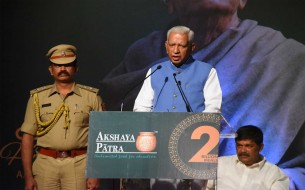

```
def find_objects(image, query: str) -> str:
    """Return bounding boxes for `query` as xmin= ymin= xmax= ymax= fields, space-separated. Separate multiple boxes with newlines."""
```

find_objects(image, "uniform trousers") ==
xmin=33 ymin=153 xmax=87 ymax=190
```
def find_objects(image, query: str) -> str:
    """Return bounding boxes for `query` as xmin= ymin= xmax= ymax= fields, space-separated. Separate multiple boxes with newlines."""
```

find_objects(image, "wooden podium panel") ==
xmin=86 ymin=111 xmax=221 ymax=180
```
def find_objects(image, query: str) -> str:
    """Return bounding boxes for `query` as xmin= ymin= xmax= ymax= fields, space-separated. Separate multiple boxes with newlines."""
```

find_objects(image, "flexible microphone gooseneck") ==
xmin=154 ymin=76 xmax=169 ymax=109
xmin=120 ymin=65 xmax=162 ymax=111
xmin=173 ymin=73 xmax=193 ymax=112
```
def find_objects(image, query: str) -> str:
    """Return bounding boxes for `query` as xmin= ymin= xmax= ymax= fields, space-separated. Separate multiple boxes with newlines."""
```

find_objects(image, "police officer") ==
xmin=21 ymin=44 xmax=103 ymax=190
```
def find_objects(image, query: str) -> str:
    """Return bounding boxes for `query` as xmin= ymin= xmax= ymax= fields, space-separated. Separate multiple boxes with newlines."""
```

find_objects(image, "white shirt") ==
xmin=133 ymin=67 xmax=222 ymax=113
xmin=206 ymin=155 xmax=289 ymax=190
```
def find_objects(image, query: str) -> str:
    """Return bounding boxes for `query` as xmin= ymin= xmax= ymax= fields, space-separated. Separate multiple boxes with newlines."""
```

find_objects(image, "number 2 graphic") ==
xmin=188 ymin=126 xmax=219 ymax=162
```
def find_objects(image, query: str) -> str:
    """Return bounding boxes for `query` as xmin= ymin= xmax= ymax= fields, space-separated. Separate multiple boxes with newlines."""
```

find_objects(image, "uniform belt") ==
xmin=38 ymin=147 xmax=87 ymax=158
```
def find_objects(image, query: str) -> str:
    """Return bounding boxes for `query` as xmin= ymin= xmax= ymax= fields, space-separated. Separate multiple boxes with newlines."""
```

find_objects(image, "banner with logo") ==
xmin=87 ymin=111 xmax=221 ymax=180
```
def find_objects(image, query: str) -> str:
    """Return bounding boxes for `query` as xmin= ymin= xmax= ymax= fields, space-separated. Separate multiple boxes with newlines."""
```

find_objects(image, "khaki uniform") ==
xmin=21 ymin=83 xmax=103 ymax=190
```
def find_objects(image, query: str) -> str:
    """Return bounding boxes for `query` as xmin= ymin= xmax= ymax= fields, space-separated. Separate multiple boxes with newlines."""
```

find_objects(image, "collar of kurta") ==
xmin=234 ymin=155 xmax=266 ymax=170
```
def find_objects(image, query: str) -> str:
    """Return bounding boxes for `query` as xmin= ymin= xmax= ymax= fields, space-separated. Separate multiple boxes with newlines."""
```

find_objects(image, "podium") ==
xmin=86 ymin=111 xmax=221 ymax=180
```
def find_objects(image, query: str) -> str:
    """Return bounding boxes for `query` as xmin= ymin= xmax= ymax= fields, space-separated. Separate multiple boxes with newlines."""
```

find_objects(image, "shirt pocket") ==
xmin=39 ymin=107 xmax=55 ymax=122
xmin=72 ymin=105 xmax=91 ymax=127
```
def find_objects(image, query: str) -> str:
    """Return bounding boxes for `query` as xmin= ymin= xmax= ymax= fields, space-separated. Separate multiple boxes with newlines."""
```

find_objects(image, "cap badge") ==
xmin=60 ymin=51 xmax=66 ymax=57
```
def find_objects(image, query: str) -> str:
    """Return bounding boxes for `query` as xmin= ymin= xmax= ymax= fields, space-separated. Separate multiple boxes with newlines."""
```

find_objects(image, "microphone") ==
xmin=120 ymin=65 xmax=162 ymax=111
xmin=173 ymin=73 xmax=193 ymax=112
xmin=154 ymin=76 xmax=168 ymax=108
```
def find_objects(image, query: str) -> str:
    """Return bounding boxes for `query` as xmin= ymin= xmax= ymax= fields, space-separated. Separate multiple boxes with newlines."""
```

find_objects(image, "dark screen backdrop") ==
xmin=1 ymin=0 xmax=304 ymax=189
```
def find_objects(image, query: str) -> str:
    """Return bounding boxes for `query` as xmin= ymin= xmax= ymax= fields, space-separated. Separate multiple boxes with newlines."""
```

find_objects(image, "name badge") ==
xmin=42 ymin=103 xmax=51 ymax=108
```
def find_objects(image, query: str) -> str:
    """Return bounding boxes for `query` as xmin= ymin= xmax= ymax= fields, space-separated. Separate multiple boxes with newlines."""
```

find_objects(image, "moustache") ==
xmin=58 ymin=71 xmax=70 ymax=76
xmin=238 ymin=153 xmax=250 ymax=157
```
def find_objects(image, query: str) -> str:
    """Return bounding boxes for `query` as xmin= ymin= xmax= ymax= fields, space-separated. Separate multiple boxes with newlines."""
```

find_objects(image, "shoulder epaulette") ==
xmin=76 ymin=84 xmax=99 ymax=93
xmin=30 ymin=85 xmax=53 ymax=95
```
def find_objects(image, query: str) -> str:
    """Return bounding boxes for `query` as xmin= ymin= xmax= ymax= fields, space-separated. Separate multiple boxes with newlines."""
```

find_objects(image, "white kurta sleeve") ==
xmin=133 ymin=69 xmax=154 ymax=112
xmin=203 ymin=68 xmax=222 ymax=113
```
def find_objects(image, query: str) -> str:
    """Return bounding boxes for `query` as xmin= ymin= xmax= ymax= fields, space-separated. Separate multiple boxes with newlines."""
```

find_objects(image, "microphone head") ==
xmin=157 ymin=65 xmax=162 ymax=69
xmin=173 ymin=73 xmax=176 ymax=77
xmin=165 ymin=76 xmax=168 ymax=82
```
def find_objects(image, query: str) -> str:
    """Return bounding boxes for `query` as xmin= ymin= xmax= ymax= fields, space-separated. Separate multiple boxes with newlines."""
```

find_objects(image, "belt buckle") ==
xmin=59 ymin=151 xmax=69 ymax=158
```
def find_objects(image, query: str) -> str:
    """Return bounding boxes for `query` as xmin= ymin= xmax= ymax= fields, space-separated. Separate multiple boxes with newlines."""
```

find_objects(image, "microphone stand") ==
xmin=173 ymin=73 xmax=194 ymax=189
xmin=173 ymin=73 xmax=193 ymax=112
xmin=120 ymin=65 xmax=162 ymax=111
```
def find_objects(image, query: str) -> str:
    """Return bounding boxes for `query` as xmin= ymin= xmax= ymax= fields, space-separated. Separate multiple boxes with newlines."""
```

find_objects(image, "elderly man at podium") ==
xmin=134 ymin=25 xmax=222 ymax=190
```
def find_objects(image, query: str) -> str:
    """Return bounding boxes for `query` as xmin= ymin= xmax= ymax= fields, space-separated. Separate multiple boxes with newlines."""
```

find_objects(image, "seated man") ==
xmin=207 ymin=125 xmax=289 ymax=190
